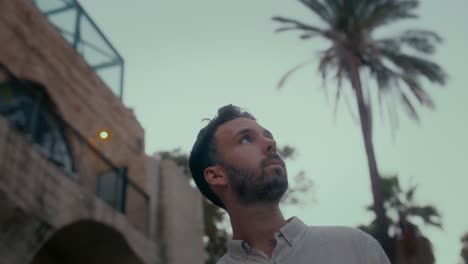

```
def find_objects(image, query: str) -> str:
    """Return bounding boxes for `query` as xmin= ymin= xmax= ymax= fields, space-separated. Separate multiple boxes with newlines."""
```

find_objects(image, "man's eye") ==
xmin=239 ymin=135 xmax=252 ymax=144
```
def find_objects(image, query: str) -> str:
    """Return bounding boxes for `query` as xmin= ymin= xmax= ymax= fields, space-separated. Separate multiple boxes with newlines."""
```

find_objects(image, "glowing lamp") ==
xmin=99 ymin=131 xmax=110 ymax=140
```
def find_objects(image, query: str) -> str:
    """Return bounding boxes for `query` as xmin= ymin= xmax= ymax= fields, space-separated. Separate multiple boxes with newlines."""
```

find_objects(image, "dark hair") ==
xmin=189 ymin=104 xmax=255 ymax=209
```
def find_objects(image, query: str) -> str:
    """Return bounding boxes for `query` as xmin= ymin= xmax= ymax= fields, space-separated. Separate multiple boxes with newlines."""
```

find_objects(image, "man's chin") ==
xmin=263 ymin=166 xmax=287 ymax=179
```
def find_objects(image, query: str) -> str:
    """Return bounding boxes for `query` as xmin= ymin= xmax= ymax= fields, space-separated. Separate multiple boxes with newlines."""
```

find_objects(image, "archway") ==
xmin=31 ymin=220 xmax=145 ymax=264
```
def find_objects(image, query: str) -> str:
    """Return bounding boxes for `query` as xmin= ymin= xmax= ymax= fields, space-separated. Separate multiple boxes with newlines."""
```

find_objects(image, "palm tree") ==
xmin=272 ymin=0 xmax=447 ymax=243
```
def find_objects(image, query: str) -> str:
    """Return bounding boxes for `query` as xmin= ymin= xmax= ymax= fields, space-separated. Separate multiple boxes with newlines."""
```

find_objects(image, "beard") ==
xmin=222 ymin=155 xmax=288 ymax=206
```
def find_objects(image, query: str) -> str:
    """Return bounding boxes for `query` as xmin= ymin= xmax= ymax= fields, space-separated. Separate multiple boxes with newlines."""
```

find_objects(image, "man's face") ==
xmin=214 ymin=117 xmax=288 ymax=205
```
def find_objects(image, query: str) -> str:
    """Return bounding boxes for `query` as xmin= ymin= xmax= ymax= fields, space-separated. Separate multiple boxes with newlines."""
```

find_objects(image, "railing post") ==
xmin=31 ymin=0 xmax=125 ymax=100
xmin=72 ymin=5 xmax=82 ymax=50
xmin=119 ymin=61 xmax=124 ymax=100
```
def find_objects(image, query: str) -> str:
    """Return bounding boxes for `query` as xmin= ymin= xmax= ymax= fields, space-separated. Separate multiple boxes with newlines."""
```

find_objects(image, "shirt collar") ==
xmin=227 ymin=239 xmax=249 ymax=261
xmin=226 ymin=216 xmax=307 ymax=259
xmin=277 ymin=216 xmax=307 ymax=246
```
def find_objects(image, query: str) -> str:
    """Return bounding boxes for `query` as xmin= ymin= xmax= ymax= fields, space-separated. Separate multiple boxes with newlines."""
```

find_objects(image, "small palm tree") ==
xmin=461 ymin=232 xmax=468 ymax=264
xmin=358 ymin=175 xmax=442 ymax=263
xmin=272 ymin=0 xmax=447 ymax=241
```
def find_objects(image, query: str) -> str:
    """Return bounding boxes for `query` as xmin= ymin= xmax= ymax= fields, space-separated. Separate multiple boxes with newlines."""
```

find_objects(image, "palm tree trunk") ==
xmin=346 ymin=55 xmax=388 ymax=237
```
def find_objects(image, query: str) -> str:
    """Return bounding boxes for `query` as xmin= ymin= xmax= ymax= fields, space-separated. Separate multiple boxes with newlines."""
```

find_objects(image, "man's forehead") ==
xmin=215 ymin=118 xmax=264 ymax=138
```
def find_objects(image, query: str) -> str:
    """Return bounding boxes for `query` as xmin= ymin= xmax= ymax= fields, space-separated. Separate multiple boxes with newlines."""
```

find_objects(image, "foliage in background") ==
xmin=278 ymin=146 xmax=314 ymax=207
xmin=272 ymin=0 xmax=447 ymax=251
xmin=358 ymin=175 xmax=442 ymax=263
xmin=202 ymin=199 xmax=229 ymax=264
xmin=461 ymin=232 xmax=468 ymax=264
xmin=157 ymin=145 xmax=313 ymax=264
xmin=158 ymin=148 xmax=191 ymax=175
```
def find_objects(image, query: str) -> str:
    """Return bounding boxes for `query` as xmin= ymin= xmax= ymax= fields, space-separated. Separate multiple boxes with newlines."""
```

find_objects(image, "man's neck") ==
xmin=228 ymin=203 xmax=286 ymax=258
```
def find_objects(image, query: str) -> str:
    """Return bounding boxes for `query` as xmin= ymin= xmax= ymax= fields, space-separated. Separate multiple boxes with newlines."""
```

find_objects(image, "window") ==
xmin=97 ymin=167 xmax=127 ymax=212
xmin=0 ymin=80 xmax=76 ymax=177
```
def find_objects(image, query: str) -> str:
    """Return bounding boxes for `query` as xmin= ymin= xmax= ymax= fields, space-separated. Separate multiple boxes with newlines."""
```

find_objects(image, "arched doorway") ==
xmin=31 ymin=220 xmax=145 ymax=264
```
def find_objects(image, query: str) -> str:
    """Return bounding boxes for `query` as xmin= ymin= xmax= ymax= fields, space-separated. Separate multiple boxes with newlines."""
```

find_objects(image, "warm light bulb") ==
xmin=99 ymin=131 xmax=109 ymax=140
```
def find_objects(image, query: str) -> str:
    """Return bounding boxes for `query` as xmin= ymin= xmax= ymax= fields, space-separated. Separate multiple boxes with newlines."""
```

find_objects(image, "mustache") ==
xmin=261 ymin=154 xmax=285 ymax=168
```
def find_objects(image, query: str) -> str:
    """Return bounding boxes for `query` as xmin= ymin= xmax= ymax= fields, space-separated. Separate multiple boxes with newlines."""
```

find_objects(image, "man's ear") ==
xmin=204 ymin=166 xmax=228 ymax=187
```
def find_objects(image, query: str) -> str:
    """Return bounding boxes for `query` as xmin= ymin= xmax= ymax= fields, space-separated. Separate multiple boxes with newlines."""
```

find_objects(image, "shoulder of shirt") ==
xmin=301 ymin=225 xmax=389 ymax=263
xmin=215 ymin=253 xmax=234 ymax=264
xmin=303 ymin=225 xmax=376 ymax=245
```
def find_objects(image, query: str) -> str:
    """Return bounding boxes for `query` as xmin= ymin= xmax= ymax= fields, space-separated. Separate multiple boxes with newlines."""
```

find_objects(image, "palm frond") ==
xmin=332 ymin=65 xmax=347 ymax=119
xmin=318 ymin=47 xmax=338 ymax=81
xmin=375 ymin=38 xmax=401 ymax=52
xmin=381 ymin=50 xmax=447 ymax=85
xmin=274 ymin=26 xmax=302 ymax=33
xmin=317 ymin=48 xmax=353 ymax=123
xmin=277 ymin=59 xmax=316 ymax=89
xmin=399 ymin=30 xmax=442 ymax=54
xmin=366 ymin=58 xmax=399 ymax=125
xmin=361 ymin=0 xmax=419 ymax=31
xmin=323 ymin=0 xmax=343 ymax=19
xmin=381 ymin=175 xmax=401 ymax=202
xmin=400 ymin=91 xmax=420 ymax=123
xmin=387 ymin=93 xmax=401 ymax=134
xmin=401 ymin=77 xmax=436 ymax=109
xmin=354 ymin=0 xmax=383 ymax=23
xmin=299 ymin=0 xmax=334 ymax=25
xmin=405 ymin=184 xmax=418 ymax=202
xmin=407 ymin=205 xmax=443 ymax=228
xmin=300 ymin=32 xmax=321 ymax=39
xmin=376 ymin=29 xmax=443 ymax=54
xmin=366 ymin=59 xmax=401 ymax=125
xmin=272 ymin=16 xmax=325 ymax=34
xmin=331 ymin=83 xmax=343 ymax=120
xmin=374 ymin=64 xmax=397 ymax=91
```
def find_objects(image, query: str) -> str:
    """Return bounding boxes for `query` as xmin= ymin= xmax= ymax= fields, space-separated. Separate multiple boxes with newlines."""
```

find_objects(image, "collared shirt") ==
xmin=217 ymin=217 xmax=390 ymax=264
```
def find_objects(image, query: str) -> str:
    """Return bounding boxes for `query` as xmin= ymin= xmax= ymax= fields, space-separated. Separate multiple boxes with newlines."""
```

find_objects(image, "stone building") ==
xmin=0 ymin=0 xmax=204 ymax=263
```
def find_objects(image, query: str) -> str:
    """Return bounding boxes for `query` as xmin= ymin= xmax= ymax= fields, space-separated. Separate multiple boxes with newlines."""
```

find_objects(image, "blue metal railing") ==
xmin=31 ymin=0 xmax=125 ymax=100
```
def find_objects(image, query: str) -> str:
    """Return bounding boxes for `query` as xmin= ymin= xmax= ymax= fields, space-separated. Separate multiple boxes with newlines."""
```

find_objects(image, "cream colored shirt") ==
xmin=218 ymin=217 xmax=390 ymax=264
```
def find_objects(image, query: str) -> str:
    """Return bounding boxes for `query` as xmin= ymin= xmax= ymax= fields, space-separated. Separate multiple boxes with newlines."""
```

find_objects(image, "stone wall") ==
xmin=0 ymin=1 xmax=206 ymax=263
xmin=158 ymin=159 xmax=206 ymax=264
xmin=0 ymin=116 xmax=158 ymax=264
xmin=0 ymin=117 xmax=206 ymax=264
xmin=0 ymin=0 xmax=149 ymax=193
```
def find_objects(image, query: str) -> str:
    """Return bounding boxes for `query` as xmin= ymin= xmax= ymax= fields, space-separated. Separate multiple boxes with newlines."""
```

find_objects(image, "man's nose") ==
xmin=265 ymin=137 xmax=277 ymax=154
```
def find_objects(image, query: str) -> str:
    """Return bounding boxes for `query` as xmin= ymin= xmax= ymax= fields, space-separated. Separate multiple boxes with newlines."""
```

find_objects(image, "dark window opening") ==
xmin=97 ymin=167 xmax=127 ymax=213
xmin=0 ymin=80 xmax=76 ymax=178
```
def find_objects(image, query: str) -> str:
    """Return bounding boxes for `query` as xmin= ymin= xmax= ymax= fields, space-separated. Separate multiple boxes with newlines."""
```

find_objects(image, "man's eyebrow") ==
xmin=233 ymin=128 xmax=274 ymax=139
xmin=263 ymin=129 xmax=274 ymax=139
xmin=234 ymin=128 xmax=252 ymax=139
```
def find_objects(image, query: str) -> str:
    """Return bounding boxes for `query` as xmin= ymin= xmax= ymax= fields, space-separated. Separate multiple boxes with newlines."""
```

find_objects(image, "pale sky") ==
xmin=76 ymin=1 xmax=467 ymax=263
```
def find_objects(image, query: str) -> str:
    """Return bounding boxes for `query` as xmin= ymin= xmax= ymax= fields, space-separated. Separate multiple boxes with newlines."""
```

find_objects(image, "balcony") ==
xmin=31 ymin=0 xmax=125 ymax=99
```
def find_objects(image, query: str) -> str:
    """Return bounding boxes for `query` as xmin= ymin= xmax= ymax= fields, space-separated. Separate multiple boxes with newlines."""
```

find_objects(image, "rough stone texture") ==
xmin=159 ymin=159 xmax=206 ymax=264
xmin=0 ymin=117 xmax=158 ymax=264
xmin=0 ymin=0 xmax=158 ymax=262
xmin=146 ymin=156 xmax=162 ymax=246
xmin=0 ymin=1 xmax=205 ymax=264
xmin=0 ymin=0 xmax=148 ymax=193
xmin=0 ymin=118 xmax=206 ymax=264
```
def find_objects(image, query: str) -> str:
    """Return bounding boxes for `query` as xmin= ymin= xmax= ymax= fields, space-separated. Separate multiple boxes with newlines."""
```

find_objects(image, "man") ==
xmin=189 ymin=104 xmax=390 ymax=264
